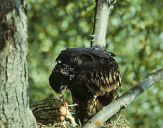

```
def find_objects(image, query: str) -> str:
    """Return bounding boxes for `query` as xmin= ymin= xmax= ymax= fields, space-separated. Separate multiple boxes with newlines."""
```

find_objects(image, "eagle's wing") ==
xmin=54 ymin=48 xmax=121 ymax=97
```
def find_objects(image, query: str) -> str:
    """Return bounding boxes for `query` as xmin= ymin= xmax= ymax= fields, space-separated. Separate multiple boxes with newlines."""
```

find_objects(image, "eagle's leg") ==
xmin=76 ymin=91 xmax=118 ymax=125
xmin=78 ymin=98 xmax=103 ymax=125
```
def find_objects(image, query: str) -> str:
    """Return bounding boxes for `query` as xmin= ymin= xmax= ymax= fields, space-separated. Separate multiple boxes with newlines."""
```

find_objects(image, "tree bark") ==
xmin=91 ymin=0 xmax=117 ymax=49
xmin=0 ymin=0 xmax=36 ymax=128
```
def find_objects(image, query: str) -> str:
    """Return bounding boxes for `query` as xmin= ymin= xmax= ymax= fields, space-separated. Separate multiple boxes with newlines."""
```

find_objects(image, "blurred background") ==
xmin=27 ymin=0 xmax=163 ymax=128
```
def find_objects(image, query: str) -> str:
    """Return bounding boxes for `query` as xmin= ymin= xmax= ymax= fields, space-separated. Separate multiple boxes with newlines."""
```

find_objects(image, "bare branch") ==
xmin=82 ymin=68 xmax=163 ymax=128
xmin=91 ymin=0 xmax=117 ymax=49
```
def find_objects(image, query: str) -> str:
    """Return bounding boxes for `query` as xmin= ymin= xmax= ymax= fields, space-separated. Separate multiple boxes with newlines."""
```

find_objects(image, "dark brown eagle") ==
xmin=49 ymin=48 xmax=121 ymax=124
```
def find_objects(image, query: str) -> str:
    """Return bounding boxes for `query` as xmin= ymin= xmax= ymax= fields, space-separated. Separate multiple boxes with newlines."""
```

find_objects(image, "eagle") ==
xmin=49 ymin=48 xmax=121 ymax=124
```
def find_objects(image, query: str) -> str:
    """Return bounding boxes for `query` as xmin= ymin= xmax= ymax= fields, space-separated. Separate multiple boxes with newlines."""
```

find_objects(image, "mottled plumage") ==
xmin=49 ymin=48 xmax=121 ymax=124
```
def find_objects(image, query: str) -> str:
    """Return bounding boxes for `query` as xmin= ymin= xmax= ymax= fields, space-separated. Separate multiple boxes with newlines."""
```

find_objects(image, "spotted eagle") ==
xmin=49 ymin=48 xmax=121 ymax=124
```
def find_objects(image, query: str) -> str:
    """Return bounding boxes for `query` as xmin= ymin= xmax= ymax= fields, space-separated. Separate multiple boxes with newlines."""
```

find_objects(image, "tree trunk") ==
xmin=91 ymin=0 xmax=117 ymax=49
xmin=0 ymin=0 xmax=36 ymax=128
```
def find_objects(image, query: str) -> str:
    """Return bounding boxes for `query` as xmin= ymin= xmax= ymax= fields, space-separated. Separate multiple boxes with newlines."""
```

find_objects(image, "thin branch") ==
xmin=91 ymin=0 xmax=117 ymax=49
xmin=82 ymin=68 xmax=163 ymax=128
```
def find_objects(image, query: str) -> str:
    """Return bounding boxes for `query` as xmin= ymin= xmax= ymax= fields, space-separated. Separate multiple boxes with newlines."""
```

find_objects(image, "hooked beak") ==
xmin=57 ymin=85 xmax=68 ymax=98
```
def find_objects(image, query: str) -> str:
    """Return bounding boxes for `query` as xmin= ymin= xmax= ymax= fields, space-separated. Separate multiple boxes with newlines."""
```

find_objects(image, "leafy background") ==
xmin=27 ymin=0 xmax=163 ymax=128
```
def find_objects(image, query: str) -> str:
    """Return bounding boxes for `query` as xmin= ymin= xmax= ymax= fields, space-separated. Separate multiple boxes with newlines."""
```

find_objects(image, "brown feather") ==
xmin=49 ymin=48 xmax=121 ymax=124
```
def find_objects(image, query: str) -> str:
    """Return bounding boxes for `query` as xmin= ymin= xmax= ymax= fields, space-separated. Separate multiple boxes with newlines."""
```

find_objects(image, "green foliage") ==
xmin=28 ymin=0 xmax=163 ymax=128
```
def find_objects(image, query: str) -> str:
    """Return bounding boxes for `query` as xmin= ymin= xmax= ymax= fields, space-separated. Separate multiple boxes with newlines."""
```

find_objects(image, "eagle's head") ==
xmin=49 ymin=62 xmax=75 ymax=93
xmin=49 ymin=71 xmax=65 ymax=93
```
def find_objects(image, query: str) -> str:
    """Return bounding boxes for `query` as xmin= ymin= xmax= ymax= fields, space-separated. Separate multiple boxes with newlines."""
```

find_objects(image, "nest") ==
xmin=31 ymin=98 xmax=132 ymax=128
